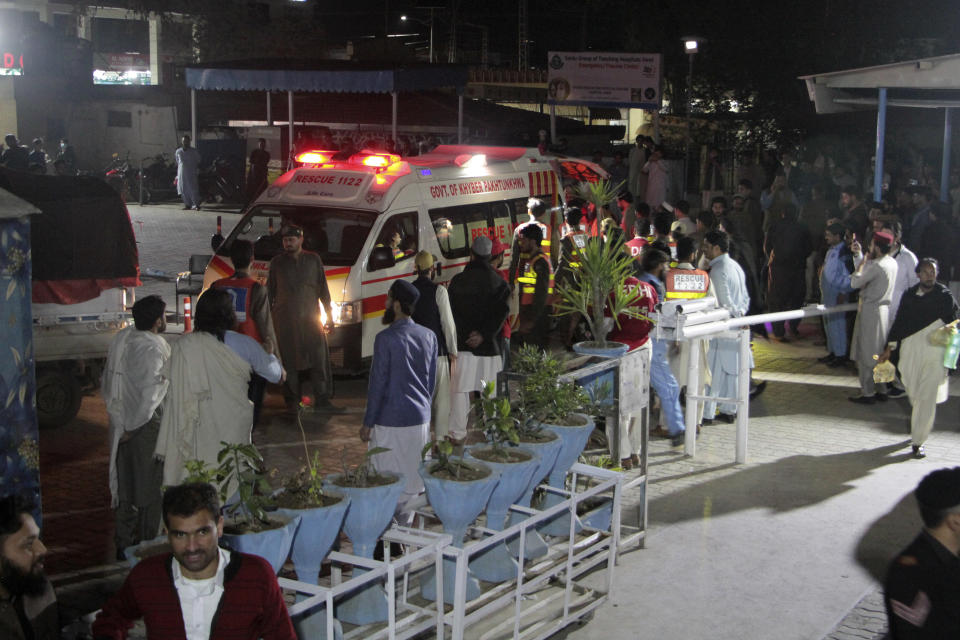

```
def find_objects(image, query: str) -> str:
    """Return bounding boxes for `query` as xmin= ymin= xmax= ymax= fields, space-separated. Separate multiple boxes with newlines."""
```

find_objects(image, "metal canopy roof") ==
xmin=185 ymin=59 xmax=470 ymax=94
xmin=799 ymin=53 xmax=960 ymax=113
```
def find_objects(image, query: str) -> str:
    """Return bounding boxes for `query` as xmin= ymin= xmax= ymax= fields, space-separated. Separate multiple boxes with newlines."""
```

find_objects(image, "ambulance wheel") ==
xmin=36 ymin=369 xmax=82 ymax=428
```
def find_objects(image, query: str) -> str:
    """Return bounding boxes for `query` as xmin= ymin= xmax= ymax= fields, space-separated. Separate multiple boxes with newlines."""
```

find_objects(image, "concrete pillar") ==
xmin=941 ymin=108 xmax=953 ymax=203
xmin=873 ymin=88 xmax=887 ymax=202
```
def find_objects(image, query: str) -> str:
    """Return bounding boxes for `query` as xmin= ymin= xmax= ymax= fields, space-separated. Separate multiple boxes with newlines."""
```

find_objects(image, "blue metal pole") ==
xmin=941 ymin=108 xmax=952 ymax=203
xmin=873 ymin=87 xmax=887 ymax=202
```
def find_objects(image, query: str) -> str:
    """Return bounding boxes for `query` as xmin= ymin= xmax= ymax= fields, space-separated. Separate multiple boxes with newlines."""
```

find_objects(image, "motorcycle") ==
xmin=199 ymin=156 xmax=243 ymax=205
xmin=104 ymin=152 xmax=138 ymax=202
xmin=137 ymin=153 xmax=178 ymax=204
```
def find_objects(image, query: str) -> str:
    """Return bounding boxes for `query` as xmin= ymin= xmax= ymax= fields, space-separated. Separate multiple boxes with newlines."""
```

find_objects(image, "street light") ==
xmin=401 ymin=11 xmax=435 ymax=63
xmin=681 ymin=36 xmax=702 ymax=199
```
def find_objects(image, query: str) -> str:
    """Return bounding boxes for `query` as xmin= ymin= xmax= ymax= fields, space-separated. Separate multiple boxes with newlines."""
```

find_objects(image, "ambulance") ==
xmin=202 ymin=145 xmax=606 ymax=373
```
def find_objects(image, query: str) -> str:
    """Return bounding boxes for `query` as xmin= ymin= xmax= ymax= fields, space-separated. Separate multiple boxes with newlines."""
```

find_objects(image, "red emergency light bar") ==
xmin=295 ymin=150 xmax=336 ymax=164
xmin=349 ymin=149 xmax=401 ymax=170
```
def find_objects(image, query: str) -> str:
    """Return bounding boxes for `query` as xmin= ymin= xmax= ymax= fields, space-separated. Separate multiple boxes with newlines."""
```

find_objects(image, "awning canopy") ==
xmin=186 ymin=59 xmax=469 ymax=94
xmin=799 ymin=53 xmax=960 ymax=202
xmin=799 ymin=53 xmax=960 ymax=114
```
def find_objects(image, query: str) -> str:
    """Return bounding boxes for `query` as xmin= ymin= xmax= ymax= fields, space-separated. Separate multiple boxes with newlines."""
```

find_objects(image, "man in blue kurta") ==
xmin=819 ymin=222 xmax=855 ymax=366
xmin=361 ymin=279 xmax=438 ymax=524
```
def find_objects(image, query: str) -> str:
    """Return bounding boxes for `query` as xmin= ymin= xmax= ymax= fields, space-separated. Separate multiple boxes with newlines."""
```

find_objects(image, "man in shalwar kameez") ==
xmin=702 ymin=230 xmax=752 ymax=423
xmin=848 ymin=230 xmax=898 ymax=404
xmin=174 ymin=135 xmax=202 ymax=210
xmin=268 ymin=224 xmax=341 ymax=412
xmin=819 ymin=223 xmax=855 ymax=366
xmin=879 ymin=259 xmax=960 ymax=458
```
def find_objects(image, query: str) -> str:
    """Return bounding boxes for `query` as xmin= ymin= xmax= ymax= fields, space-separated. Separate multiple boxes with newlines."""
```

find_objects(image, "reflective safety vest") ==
xmin=517 ymin=253 xmax=555 ymax=306
xmin=212 ymin=275 xmax=263 ymax=342
xmin=563 ymin=231 xmax=588 ymax=269
xmin=665 ymin=268 xmax=710 ymax=299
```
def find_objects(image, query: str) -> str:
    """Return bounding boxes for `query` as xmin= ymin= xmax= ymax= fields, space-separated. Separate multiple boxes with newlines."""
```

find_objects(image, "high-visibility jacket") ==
xmin=560 ymin=231 xmax=588 ymax=269
xmin=665 ymin=268 xmax=710 ymax=299
xmin=517 ymin=253 xmax=554 ymax=307
xmin=212 ymin=275 xmax=263 ymax=342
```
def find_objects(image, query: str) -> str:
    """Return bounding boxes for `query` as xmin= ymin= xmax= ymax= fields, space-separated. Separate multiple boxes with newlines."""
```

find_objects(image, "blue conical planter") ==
xmin=418 ymin=460 xmax=499 ymax=605
xmin=276 ymin=491 xmax=351 ymax=640
xmin=505 ymin=432 xmax=562 ymax=560
xmin=324 ymin=473 xmax=404 ymax=626
xmin=539 ymin=413 xmax=595 ymax=537
xmin=221 ymin=514 xmax=301 ymax=574
xmin=465 ymin=447 xmax=539 ymax=583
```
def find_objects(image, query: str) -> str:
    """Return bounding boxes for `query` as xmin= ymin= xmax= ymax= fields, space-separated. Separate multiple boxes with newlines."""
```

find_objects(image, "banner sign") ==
xmin=546 ymin=51 xmax=662 ymax=109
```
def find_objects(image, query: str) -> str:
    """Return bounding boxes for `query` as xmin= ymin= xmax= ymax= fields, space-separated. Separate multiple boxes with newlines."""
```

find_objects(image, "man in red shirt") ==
xmin=93 ymin=483 xmax=295 ymax=640
xmin=606 ymin=253 xmax=657 ymax=469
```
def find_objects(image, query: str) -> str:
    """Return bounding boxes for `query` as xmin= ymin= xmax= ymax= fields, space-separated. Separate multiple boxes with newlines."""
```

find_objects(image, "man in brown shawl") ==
xmin=268 ymin=224 xmax=342 ymax=412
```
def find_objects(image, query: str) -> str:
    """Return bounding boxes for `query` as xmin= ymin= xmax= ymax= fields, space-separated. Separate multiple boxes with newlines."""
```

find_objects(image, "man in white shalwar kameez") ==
xmin=879 ymin=259 xmax=960 ymax=458
xmin=102 ymin=295 xmax=170 ymax=553
xmin=175 ymin=134 xmax=202 ymax=210
xmin=848 ymin=231 xmax=898 ymax=404
xmin=702 ymin=230 xmax=752 ymax=422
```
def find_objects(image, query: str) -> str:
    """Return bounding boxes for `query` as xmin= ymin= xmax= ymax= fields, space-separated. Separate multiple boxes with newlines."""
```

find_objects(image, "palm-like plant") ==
xmin=553 ymin=233 xmax=646 ymax=348
xmin=574 ymin=178 xmax=624 ymax=217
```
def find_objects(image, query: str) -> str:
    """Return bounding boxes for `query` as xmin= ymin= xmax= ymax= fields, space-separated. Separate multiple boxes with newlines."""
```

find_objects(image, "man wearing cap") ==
xmin=268 ymin=224 xmax=341 ymax=412
xmin=361 ymin=280 xmax=437 ymax=523
xmin=509 ymin=198 xmax=554 ymax=288
xmin=848 ymin=230 xmax=898 ymax=404
xmin=884 ymin=467 xmax=960 ymax=636
xmin=513 ymin=224 xmax=554 ymax=350
xmin=448 ymin=236 xmax=511 ymax=440
xmin=411 ymin=251 xmax=458 ymax=441
xmin=878 ymin=258 xmax=959 ymax=458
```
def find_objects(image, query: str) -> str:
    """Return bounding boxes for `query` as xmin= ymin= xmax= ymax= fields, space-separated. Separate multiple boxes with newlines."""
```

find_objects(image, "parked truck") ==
xmin=1 ymin=167 xmax=140 ymax=427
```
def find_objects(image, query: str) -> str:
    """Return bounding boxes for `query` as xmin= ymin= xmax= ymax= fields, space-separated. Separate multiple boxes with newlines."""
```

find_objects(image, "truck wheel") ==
xmin=36 ymin=370 xmax=82 ymax=428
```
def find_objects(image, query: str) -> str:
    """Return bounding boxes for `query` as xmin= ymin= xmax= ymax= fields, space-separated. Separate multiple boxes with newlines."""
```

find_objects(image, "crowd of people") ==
xmin=0 ymin=134 xmax=76 ymax=175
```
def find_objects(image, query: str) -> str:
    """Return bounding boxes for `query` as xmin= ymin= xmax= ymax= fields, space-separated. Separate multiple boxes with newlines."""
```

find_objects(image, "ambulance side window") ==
xmin=429 ymin=203 xmax=495 ymax=260
xmin=371 ymin=212 xmax=418 ymax=269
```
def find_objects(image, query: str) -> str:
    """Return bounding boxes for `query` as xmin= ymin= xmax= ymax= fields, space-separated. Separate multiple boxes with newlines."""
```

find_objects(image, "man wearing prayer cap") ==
xmin=847 ymin=228 xmax=898 ymax=404
xmin=360 ymin=278 xmax=437 ymax=524
xmin=884 ymin=467 xmax=960 ymax=636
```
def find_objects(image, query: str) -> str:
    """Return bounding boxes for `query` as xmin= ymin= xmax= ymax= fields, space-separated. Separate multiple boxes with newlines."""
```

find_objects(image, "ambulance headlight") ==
xmin=331 ymin=300 xmax=361 ymax=325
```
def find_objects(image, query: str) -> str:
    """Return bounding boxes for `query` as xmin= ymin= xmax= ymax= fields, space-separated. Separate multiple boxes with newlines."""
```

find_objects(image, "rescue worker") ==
xmin=212 ymin=239 xmax=279 ymax=425
xmin=513 ymin=224 xmax=554 ymax=350
xmin=509 ymin=197 xmax=554 ymax=288
xmin=664 ymin=236 xmax=713 ymax=429
xmin=557 ymin=207 xmax=588 ymax=349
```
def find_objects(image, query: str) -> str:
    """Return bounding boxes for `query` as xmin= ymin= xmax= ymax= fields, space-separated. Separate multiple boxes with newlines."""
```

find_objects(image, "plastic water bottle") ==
xmin=944 ymin=329 xmax=960 ymax=369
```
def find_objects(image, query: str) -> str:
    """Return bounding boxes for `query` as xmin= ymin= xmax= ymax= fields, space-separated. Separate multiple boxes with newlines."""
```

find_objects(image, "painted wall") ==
xmin=0 ymin=216 xmax=41 ymax=510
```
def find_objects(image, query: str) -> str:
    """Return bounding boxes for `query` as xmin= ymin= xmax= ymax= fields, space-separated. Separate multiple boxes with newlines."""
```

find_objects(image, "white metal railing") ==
xmin=656 ymin=302 xmax=859 ymax=461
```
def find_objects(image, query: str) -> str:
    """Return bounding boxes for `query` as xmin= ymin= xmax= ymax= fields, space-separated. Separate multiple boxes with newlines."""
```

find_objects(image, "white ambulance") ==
xmin=202 ymin=144 xmax=605 ymax=373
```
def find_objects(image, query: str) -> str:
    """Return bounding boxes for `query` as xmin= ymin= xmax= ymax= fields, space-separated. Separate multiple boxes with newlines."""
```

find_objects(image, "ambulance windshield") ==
xmin=222 ymin=204 xmax=376 ymax=267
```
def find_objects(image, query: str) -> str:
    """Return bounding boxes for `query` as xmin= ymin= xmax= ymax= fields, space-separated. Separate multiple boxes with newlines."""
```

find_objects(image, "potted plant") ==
xmin=512 ymin=346 xmax=594 ymax=537
xmin=274 ymin=405 xmax=350 ymax=640
xmin=418 ymin=438 xmax=500 ymax=604
xmin=182 ymin=443 xmax=301 ymax=574
xmin=324 ymin=446 xmax=403 ymax=626
xmin=465 ymin=382 xmax=540 ymax=582
xmin=554 ymin=181 xmax=644 ymax=355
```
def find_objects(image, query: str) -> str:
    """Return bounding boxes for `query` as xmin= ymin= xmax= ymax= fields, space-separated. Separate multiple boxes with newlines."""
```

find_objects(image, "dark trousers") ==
xmin=115 ymin=412 xmax=163 ymax=551
xmin=248 ymin=373 xmax=267 ymax=425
